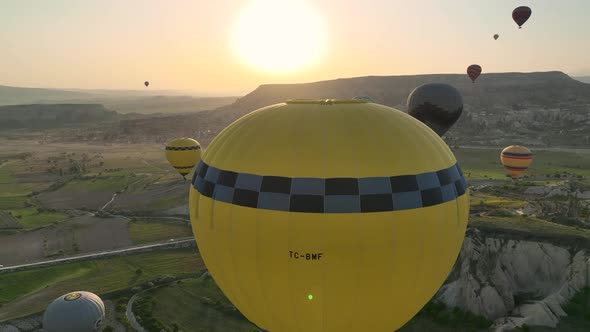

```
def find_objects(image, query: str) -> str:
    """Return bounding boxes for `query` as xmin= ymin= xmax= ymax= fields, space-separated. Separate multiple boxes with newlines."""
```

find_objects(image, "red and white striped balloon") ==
xmin=467 ymin=64 xmax=482 ymax=83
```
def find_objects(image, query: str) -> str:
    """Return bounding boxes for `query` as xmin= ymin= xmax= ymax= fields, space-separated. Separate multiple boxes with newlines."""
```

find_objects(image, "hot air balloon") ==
xmin=190 ymin=99 xmax=469 ymax=332
xmin=165 ymin=138 xmax=201 ymax=180
xmin=407 ymin=83 xmax=464 ymax=137
xmin=493 ymin=34 xmax=499 ymax=40
xmin=144 ymin=81 xmax=149 ymax=87
xmin=512 ymin=6 xmax=532 ymax=29
xmin=500 ymin=145 xmax=533 ymax=179
xmin=467 ymin=64 xmax=482 ymax=83
xmin=43 ymin=291 xmax=105 ymax=332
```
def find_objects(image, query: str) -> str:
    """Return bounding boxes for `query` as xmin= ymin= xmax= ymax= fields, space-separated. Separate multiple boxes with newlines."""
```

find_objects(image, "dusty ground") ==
xmin=110 ymin=181 xmax=188 ymax=211
xmin=14 ymin=172 xmax=58 ymax=184
xmin=38 ymin=189 xmax=114 ymax=210
xmin=162 ymin=204 xmax=189 ymax=216
xmin=0 ymin=216 xmax=130 ymax=265
xmin=0 ymin=211 xmax=22 ymax=229
xmin=73 ymin=216 xmax=132 ymax=253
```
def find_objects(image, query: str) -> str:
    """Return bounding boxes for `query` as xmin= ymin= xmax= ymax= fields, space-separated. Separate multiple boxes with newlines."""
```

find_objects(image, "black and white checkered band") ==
xmin=192 ymin=161 xmax=467 ymax=213
xmin=165 ymin=146 xmax=201 ymax=151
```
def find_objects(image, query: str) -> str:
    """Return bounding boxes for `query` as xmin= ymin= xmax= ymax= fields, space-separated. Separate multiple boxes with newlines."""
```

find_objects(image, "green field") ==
xmin=470 ymin=191 xmax=528 ymax=208
xmin=7 ymin=207 xmax=67 ymax=229
xmin=150 ymin=193 xmax=188 ymax=210
xmin=64 ymin=175 xmax=136 ymax=192
xmin=129 ymin=221 xmax=193 ymax=244
xmin=470 ymin=215 xmax=590 ymax=243
xmin=0 ymin=195 xmax=27 ymax=210
xmin=0 ymin=248 xmax=204 ymax=321
xmin=148 ymin=275 xmax=258 ymax=332
xmin=1 ymin=182 xmax=51 ymax=196
xmin=454 ymin=148 xmax=590 ymax=179
xmin=0 ymin=168 xmax=15 ymax=183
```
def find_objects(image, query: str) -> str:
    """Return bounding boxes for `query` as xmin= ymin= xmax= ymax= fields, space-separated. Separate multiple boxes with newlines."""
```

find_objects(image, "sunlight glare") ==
xmin=232 ymin=0 xmax=327 ymax=73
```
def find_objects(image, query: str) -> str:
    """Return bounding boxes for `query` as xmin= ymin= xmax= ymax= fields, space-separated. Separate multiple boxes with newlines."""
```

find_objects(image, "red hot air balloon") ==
xmin=512 ymin=6 xmax=532 ymax=29
xmin=467 ymin=65 xmax=482 ymax=83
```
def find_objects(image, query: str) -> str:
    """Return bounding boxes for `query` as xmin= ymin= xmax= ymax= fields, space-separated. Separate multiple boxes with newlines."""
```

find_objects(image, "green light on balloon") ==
xmin=308 ymin=294 xmax=313 ymax=300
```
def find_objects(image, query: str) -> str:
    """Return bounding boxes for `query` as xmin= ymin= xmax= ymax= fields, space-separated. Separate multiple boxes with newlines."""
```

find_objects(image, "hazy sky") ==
xmin=1 ymin=0 xmax=589 ymax=95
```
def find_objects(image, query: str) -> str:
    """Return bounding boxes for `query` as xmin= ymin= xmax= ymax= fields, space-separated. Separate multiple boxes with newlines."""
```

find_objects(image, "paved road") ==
xmin=126 ymin=293 xmax=146 ymax=332
xmin=0 ymin=238 xmax=196 ymax=273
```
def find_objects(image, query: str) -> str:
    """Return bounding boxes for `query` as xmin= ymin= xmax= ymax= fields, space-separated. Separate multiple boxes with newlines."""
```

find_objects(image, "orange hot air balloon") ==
xmin=467 ymin=65 xmax=482 ymax=83
xmin=500 ymin=145 xmax=533 ymax=178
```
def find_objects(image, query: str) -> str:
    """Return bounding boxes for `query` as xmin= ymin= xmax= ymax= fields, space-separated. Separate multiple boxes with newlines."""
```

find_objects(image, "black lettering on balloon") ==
xmin=288 ymin=251 xmax=324 ymax=261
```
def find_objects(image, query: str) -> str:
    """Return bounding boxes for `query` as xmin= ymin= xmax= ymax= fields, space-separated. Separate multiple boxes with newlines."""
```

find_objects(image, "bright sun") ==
xmin=232 ymin=0 xmax=327 ymax=73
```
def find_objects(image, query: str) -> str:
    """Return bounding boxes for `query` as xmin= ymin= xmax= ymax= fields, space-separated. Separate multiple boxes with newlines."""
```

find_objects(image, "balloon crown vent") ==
xmin=286 ymin=99 xmax=368 ymax=105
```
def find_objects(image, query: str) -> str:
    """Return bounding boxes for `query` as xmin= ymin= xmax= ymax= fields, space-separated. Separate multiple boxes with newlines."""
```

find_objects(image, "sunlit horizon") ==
xmin=1 ymin=0 xmax=589 ymax=95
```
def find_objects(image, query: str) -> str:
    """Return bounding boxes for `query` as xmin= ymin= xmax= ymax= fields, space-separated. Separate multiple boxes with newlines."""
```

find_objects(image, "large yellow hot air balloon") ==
xmin=165 ymin=138 xmax=201 ymax=179
xmin=500 ymin=145 xmax=533 ymax=178
xmin=189 ymin=99 xmax=469 ymax=332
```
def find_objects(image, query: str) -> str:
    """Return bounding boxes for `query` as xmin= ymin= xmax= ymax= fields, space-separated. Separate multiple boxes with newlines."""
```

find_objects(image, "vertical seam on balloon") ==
xmin=321 ymin=103 xmax=329 ymax=332
xmin=207 ymin=109 xmax=259 ymax=316
xmin=354 ymin=104 xmax=370 ymax=329
xmin=257 ymin=107 xmax=287 ymax=331
xmin=247 ymin=105 xmax=288 ymax=330
xmin=221 ymin=111 xmax=264 ymax=318
xmin=291 ymin=103 xmax=307 ymax=332
xmin=413 ymin=109 xmax=434 ymax=313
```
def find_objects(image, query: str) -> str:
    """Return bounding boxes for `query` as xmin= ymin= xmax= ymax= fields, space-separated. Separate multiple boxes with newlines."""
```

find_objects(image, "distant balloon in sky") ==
xmin=493 ymin=34 xmax=499 ymax=40
xmin=467 ymin=65 xmax=482 ymax=83
xmin=512 ymin=6 xmax=532 ymax=29
xmin=407 ymin=83 xmax=464 ymax=137
xmin=43 ymin=291 xmax=105 ymax=332
xmin=144 ymin=81 xmax=149 ymax=87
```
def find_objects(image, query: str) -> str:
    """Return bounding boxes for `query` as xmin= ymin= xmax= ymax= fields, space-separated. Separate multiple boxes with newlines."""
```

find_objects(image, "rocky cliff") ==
xmin=437 ymin=228 xmax=590 ymax=330
xmin=73 ymin=71 xmax=590 ymax=148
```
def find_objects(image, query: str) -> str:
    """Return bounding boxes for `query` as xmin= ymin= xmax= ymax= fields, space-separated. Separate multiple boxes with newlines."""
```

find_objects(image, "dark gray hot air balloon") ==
xmin=407 ymin=83 xmax=464 ymax=137
xmin=43 ymin=291 xmax=105 ymax=332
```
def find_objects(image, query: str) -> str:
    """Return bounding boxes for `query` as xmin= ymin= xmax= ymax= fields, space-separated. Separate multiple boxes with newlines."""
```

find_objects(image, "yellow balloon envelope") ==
xmin=165 ymin=138 xmax=201 ymax=179
xmin=500 ymin=145 xmax=533 ymax=178
xmin=189 ymin=99 xmax=469 ymax=332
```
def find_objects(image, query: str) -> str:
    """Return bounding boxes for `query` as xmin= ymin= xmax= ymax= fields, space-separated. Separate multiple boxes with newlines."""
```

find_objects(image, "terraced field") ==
xmin=0 ymin=248 xmax=204 ymax=321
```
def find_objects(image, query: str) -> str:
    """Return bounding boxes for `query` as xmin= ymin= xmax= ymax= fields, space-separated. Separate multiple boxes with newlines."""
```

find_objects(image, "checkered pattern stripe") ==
xmin=165 ymin=146 xmax=201 ymax=151
xmin=174 ymin=165 xmax=196 ymax=169
xmin=192 ymin=161 xmax=467 ymax=213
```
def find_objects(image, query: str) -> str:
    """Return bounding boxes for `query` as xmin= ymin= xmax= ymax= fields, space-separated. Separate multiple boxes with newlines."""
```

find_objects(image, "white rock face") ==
xmin=437 ymin=228 xmax=590 ymax=330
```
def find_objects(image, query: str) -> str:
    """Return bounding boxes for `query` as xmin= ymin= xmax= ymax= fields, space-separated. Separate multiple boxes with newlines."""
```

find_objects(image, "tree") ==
xmin=135 ymin=268 xmax=143 ymax=275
